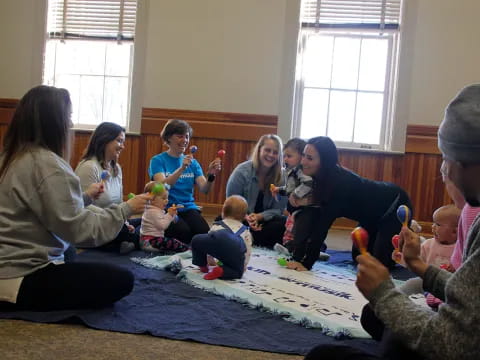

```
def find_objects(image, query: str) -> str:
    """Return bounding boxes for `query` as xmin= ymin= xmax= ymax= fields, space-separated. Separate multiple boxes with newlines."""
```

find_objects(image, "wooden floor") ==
xmin=0 ymin=229 xmax=352 ymax=360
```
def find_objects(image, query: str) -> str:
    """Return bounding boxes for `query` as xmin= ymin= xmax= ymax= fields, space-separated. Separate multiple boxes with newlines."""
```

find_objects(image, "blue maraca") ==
xmin=396 ymin=205 xmax=411 ymax=227
xmin=100 ymin=170 xmax=109 ymax=183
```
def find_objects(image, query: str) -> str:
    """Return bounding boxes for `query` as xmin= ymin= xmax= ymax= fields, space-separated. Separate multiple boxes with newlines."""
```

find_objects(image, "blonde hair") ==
xmin=434 ymin=204 xmax=461 ymax=227
xmin=223 ymin=195 xmax=248 ymax=221
xmin=250 ymin=134 xmax=283 ymax=191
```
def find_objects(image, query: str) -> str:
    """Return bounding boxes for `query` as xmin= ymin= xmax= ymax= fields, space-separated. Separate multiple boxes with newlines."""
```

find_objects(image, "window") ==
xmin=43 ymin=0 xmax=137 ymax=129
xmin=293 ymin=0 xmax=403 ymax=151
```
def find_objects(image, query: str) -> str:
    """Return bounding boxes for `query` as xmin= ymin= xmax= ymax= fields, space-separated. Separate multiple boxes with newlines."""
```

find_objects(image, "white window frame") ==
xmin=40 ymin=0 xmax=145 ymax=133
xmin=292 ymin=0 xmax=403 ymax=152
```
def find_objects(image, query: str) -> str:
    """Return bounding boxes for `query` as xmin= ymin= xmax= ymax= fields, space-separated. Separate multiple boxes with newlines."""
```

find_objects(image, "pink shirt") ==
xmin=420 ymin=238 xmax=455 ymax=267
xmin=140 ymin=206 xmax=174 ymax=238
xmin=450 ymin=204 xmax=480 ymax=269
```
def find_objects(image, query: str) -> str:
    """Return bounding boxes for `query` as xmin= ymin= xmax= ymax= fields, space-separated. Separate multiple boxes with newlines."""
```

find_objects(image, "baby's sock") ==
xmin=199 ymin=265 xmax=209 ymax=273
xmin=203 ymin=266 xmax=224 ymax=280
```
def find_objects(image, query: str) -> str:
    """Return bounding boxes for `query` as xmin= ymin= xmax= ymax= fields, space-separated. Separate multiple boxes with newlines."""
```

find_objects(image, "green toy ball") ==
xmin=127 ymin=193 xmax=135 ymax=199
xmin=277 ymin=258 xmax=287 ymax=266
xmin=151 ymin=183 xmax=165 ymax=195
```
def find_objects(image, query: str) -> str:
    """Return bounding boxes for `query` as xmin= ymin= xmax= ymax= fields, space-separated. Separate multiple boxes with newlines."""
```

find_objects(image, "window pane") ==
xmin=358 ymin=38 xmax=388 ymax=92
xmin=303 ymin=35 xmax=334 ymax=88
xmin=55 ymin=74 xmax=80 ymax=124
xmin=300 ymin=88 xmax=328 ymax=138
xmin=78 ymin=76 xmax=104 ymax=126
xmin=327 ymin=90 xmax=355 ymax=142
xmin=354 ymin=92 xmax=384 ymax=144
xmin=331 ymin=37 xmax=360 ymax=90
xmin=103 ymin=77 xmax=129 ymax=126
xmin=56 ymin=41 xmax=106 ymax=75
xmin=105 ymin=43 xmax=132 ymax=76
xmin=43 ymin=41 xmax=57 ymax=85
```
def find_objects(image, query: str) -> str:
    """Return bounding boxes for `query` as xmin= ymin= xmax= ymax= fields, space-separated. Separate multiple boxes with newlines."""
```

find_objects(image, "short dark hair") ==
xmin=0 ymin=85 xmax=72 ymax=180
xmin=284 ymin=138 xmax=306 ymax=155
xmin=160 ymin=119 xmax=193 ymax=143
xmin=81 ymin=122 xmax=125 ymax=175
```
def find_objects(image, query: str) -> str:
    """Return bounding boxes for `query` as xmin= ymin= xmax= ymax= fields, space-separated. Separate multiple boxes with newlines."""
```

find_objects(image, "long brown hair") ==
xmin=251 ymin=134 xmax=283 ymax=191
xmin=0 ymin=85 xmax=72 ymax=180
xmin=307 ymin=136 xmax=339 ymax=205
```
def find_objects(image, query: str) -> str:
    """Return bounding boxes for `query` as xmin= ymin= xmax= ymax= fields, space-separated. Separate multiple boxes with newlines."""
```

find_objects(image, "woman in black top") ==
xmin=288 ymin=136 xmax=412 ymax=271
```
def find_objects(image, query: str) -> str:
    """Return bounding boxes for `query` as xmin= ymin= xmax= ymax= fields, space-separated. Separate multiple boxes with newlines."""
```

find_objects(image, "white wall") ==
xmin=142 ymin=0 xmax=286 ymax=117
xmin=1 ymin=0 xmax=480 ymax=140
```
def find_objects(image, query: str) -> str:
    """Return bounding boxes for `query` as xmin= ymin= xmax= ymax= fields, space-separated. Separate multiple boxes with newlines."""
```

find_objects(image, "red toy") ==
xmin=391 ymin=234 xmax=400 ymax=250
xmin=351 ymin=227 xmax=369 ymax=255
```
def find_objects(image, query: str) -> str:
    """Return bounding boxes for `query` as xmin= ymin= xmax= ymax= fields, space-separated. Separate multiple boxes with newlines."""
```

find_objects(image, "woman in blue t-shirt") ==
xmin=148 ymin=119 xmax=221 ymax=243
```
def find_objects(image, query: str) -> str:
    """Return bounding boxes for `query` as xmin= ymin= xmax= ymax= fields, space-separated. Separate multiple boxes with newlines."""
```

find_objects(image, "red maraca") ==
xmin=351 ymin=226 xmax=369 ymax=255
xmin=391 ymin=234 xmax=401 ymax=263
xmin=216 ymin=149 xmax=226 ymax=161
xmin=391 ymin=234 xmax=400 ymax=251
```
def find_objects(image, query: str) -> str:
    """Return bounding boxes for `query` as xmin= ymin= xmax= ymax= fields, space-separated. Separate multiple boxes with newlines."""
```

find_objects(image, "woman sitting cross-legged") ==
xmin=0 ymin=85 xmax=150 ymax=311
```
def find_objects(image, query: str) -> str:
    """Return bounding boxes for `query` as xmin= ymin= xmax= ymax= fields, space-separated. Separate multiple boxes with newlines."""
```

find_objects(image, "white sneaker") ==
xmin=318 ymin=252 xmax=330 ymax=261
xmin=274 ymin=243 xmax=291 ymax=256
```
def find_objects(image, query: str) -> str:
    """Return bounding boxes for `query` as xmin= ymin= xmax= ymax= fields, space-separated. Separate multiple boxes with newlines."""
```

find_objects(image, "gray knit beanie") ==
xmin=438 ymin=84 xmax=480 ymax=163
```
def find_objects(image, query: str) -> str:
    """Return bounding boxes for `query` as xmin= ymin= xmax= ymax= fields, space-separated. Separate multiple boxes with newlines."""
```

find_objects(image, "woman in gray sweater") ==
xmin=0 ymin=86 xmax=150 ymax=311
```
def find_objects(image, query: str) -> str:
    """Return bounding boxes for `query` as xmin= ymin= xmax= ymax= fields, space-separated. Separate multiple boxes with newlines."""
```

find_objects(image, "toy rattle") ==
xmin=189 ymin=145 xmax=198 ymax=154
xmin=270 ymin=184 xmax=279 ymax=201
xmin=216 ymin=149 xmax=226 ymax=161
xmin=100 ymin=170 xmax=109 ymax=183
xmin=396 ymin=205 xmax=411 ymax=228
xmin=168 ymin=204 xmax=184 ymax=223
xmin=151 ymin=182 xmax=165 ymax=196
xmin=391 ymin=234 xmax=400 ymax=252
xmin=391 ymin=234 xmax=401 ymax=263
xmin=351 ymin=226 xmax=369 ymax=255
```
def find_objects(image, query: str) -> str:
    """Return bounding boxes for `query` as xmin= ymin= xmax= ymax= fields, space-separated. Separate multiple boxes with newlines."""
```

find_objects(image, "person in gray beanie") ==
xmin=305 ymin=84 xmax=480 ymax=360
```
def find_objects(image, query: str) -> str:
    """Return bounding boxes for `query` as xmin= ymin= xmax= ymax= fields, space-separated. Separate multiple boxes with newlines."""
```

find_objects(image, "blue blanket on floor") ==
xmin=0 ymin=250 xmax=412 ymax=355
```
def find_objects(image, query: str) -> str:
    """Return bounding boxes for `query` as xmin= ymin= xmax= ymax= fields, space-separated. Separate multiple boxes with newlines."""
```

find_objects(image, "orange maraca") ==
xmin=351 ymin=226 xmax=369 ymax=255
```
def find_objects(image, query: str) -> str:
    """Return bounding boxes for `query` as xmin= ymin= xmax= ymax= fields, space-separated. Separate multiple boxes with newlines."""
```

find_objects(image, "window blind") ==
xmin=301 ymin=0 xmax=402 ymax=29
xmin=47 ymin=0 xmax=137 ymax=41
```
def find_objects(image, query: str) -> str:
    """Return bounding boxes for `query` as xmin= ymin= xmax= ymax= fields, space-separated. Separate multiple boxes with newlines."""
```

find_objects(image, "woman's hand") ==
xmin=356 ymin=253 xmax=390 ymax=299
xmin=207 ymin=158 xmax=222 ymax=175
xmin=399 ymin=226 xmax=429 ymax=277
xmin=181 ymin=155 xmax=193 ymax=170
xmin=85 ymin=182 xmax=104 ymax=200
xmin=246 ymin=213 xmax=263 ymax=231
xmin=286 ymin=261 xmax=308 ymax=271
xmin=126 ymin=193 xmax=153 ymax=214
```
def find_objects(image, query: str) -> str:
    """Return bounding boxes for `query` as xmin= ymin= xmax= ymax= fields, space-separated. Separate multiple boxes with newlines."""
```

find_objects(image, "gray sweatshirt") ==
xmin=0 ymin=148 xmax=132 ymax=279
xmin=369 ymin=216 xmax=480 ymax=359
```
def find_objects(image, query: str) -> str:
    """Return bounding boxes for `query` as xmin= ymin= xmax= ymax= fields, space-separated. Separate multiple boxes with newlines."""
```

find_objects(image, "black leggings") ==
xmin=165 ymin=209 xmax=210 ymax=244
xmin=0 ymin=262 xmax=134 ymax=311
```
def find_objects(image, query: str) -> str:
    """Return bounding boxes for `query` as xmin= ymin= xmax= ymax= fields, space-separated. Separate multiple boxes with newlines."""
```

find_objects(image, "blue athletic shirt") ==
xmin=148 ymin=152 xmax=204 ymax=211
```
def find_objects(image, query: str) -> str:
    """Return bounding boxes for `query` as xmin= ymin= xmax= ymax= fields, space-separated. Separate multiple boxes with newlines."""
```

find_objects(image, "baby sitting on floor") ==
xmin=191 ymin=195 xmax=252 ymax=280
xmin=140 ymin=181 xmax=189 ymax=253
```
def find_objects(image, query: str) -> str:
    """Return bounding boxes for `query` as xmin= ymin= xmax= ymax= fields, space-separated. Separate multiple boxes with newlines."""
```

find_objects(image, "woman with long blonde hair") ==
xmin=226 ymin=134 xmax=287 ymax=247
